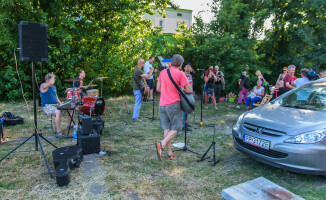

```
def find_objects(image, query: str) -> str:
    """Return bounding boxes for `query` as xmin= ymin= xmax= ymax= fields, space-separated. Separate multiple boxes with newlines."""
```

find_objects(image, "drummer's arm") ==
xmin=80 ymin=85 xmax=88 ymax=89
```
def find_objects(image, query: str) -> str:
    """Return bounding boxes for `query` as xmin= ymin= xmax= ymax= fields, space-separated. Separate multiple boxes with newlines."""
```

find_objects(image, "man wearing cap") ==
xmin=40 ymin=73 xmax=64 ymax=138
xmin=182 ymin=62 xmax=193 ymax=131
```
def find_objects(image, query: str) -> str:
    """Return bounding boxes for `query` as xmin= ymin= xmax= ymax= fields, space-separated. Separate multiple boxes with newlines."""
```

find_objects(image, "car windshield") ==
xmin=273 ymin=82 xmax=326 ymax=111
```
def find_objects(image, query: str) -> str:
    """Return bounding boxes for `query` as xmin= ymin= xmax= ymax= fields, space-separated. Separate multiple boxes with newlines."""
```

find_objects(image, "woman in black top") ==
xmin=237 ymin=72 xmax=249 ymax=104
xmin=204 ymin=67 xmax=218 ymax=110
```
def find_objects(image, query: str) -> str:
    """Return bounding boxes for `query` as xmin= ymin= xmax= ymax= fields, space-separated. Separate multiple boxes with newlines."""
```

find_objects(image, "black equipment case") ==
xmin=52 ymin=145 xmax=83 ymax=187
xmin=77 ymin=131 xmax=101 ymax=155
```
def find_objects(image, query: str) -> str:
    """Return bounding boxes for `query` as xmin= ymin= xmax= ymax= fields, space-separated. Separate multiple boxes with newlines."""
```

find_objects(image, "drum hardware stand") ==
xmin=197 ymin=124 xmax=220 ymax=166
xmin=194 ymin=83 xmax=205 ymax=129
xmin=174 ymin=120 xmax=199 ymax=155
xmin=0 ymin=62 xmax=57 ymax=178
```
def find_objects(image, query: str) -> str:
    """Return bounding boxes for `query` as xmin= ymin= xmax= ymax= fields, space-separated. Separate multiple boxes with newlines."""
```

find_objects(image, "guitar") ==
xmin=142 ymin=79 xmax=150 ymax=101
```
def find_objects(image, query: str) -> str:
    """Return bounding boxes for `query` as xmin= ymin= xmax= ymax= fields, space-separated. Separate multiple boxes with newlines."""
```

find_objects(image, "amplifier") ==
xmin=77 ymin=132 xmax=100 ymax=155
xmin=92 ymin=118 xmax=104 ymax=135
xmin=78 ymin=114 xmax=93 ymax=135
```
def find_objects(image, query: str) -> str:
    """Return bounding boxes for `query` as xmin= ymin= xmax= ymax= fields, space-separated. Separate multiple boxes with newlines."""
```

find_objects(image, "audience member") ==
xmin=204 ymin=67 xmax=218 ymax=110
xmin=237 ymin=72 xmax=249 ymax=104
xmin=245 ymin=80 xmax=265 ymax=111
xmin=214 ymin=65 xmax=225 ymax=103
xmin=294 ymin=68 xmax=311 ymax=88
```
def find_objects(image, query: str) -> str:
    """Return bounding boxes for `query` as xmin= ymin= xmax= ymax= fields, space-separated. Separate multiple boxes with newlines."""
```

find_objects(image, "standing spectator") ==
xmin=155 ymin=54 xmax=192 ymax=161
xmin=182 ymin=62 xmax=193 ymax=131
xmin=283 ymin=65 xmax=296 ymax=91
xmin=255 ymin=70 xmax=266 ymax=84
xmin=237 ymin=72 xmax=249 ymax=104
xmin=245 ymin=80 xmax=265 ymax=111
xmin=276 ymin=67 xmax=288 ymax=87
xmin=204 ymin=67 xmax=218 ymax=110
xmin=132 ymin=59 xmax=154 ymax=122
xmin=214 ymin=65 xmax=225 ymax=103
xmin=144 ymin=57 xmax=158 ymax=101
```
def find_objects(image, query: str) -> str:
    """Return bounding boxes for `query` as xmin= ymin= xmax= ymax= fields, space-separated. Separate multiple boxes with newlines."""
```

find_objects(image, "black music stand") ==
xmin=197 ymin=124 xmax=220 ymax=166
xmin=174 ymin=120 xmax=199 ymax=155
xmin=147 ymin=73 xmax=158 ymax=121
xmin=0 ymin=62 xmax=57 ymax=178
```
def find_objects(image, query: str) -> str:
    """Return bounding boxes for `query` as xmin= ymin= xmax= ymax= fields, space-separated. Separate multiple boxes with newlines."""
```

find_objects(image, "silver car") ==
xmin=233 ymin=79 xmax=326 ymax=176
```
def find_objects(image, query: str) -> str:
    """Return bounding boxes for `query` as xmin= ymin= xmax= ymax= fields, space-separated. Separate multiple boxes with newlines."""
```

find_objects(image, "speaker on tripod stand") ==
xmin=0 ymin=21 xmax=56 ymax=179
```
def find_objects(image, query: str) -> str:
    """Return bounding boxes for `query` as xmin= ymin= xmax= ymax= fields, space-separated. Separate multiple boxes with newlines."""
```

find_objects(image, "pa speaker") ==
xmin=18 ymin=21 xmax=48 ymax=62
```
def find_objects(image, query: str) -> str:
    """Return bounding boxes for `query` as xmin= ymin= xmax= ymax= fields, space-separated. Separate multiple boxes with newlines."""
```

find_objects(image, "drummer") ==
xmin=72 ymin=70 xmax=88 ymax=96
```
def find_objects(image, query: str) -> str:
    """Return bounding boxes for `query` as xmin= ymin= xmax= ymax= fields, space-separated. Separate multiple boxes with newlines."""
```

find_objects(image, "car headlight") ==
xmin=234 ymin=113 xmax=245 ymax=131
xmin=284 ymin=130 xmax=326 ymax=144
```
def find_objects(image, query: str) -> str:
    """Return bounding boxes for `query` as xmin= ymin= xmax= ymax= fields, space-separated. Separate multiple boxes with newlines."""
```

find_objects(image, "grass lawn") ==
xmin=0 ymin=96 xmax=325 ymax=199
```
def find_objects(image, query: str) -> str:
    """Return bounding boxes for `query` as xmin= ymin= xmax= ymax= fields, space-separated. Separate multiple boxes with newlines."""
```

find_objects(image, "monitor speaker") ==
xmin=18 ymin=21 xmax=48 ymax=62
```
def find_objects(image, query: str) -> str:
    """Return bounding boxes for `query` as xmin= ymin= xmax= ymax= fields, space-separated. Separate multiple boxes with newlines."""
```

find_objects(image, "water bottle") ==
xmin=73 ymin=124 xmax=77 ymax=139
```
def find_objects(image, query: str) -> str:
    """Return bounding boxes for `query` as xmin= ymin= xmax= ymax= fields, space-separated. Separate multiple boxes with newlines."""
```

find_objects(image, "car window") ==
xmin=274 ymin=83 xmax=326 ymax=111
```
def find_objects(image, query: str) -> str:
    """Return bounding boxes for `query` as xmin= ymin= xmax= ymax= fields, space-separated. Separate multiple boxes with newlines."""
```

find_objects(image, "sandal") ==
xmin=204 ymin=106 xmax=208 ymax=109
xmin=155 ymin=142 xmax=163 ymax=161
xmin=167 ymin=152 xmax=175 ymax=160
xmin=55 ymin=132 xmax=64 ymax=138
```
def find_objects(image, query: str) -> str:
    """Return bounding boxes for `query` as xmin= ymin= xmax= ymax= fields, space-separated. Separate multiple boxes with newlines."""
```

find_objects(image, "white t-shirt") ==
xmin=253 ymin=86 xmax=264 ymax=99
xmin=294 ymin=77 xmax=311 ymax=88
xmin=144 ymin=61 xmax=153 ymax=80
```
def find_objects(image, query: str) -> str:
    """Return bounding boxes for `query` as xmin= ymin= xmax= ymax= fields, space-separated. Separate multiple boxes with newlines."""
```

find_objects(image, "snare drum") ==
xmin=86 ymin=89 xmax=99 ymax=97
xmin=79 ymin=97 xmax=105 ymax=116
xmin=66 ymin=88 xmax=81 ymax=99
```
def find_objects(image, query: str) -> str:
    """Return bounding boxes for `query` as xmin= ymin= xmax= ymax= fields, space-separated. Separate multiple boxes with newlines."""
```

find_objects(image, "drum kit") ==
xmin=63 ymin=77 xmax=108 ymax=117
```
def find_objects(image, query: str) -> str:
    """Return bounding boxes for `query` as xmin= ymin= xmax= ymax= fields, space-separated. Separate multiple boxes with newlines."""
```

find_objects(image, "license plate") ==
xmin=243 ymin=134 xmax=270 ymax=150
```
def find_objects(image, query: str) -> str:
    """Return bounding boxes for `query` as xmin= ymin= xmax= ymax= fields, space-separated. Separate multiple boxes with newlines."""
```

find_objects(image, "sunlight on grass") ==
xmin=0 ymin=98 xmax=325 ymax=199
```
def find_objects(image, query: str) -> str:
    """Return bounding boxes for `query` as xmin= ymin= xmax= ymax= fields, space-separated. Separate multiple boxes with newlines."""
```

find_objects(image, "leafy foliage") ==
xmin=0 ymin=0 xmax=170 ymax=100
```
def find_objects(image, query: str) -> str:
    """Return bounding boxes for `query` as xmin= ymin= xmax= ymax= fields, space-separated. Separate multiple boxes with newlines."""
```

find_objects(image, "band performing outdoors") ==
xmin=1 ymin=1 xmax=326 ymax=198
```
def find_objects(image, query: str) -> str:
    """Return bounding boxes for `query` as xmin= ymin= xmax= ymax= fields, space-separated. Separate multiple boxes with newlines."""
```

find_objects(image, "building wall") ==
xmin=143 ymin=8 xmax=192 ymax=34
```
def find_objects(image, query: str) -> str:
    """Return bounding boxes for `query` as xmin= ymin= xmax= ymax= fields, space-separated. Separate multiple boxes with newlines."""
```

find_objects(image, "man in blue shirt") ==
xmin=40 ymin=73 xmax=64 ymax=138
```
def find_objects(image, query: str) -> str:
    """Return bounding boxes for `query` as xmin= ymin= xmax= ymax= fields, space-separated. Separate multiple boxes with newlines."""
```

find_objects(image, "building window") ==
xmin=159 ymin=20 xmax=163 ymax=27
xmin=177 ymin=13 xmax=182 ymax=17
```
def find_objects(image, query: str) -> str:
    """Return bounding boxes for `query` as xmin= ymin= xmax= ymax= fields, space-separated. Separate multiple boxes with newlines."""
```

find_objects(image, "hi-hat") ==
xmin=64 ymin=78 xmax=79 ymax=82
xmin=87 ymin=84 xmax=97 ymax=87
xmin=97 ymin=77 xmax=108 ymax=80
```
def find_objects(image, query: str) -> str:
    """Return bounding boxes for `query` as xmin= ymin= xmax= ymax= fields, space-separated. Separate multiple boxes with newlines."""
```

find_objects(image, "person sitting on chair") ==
xmin=245 ymin=80 xmax=265 ymax=111
xmin=40 ymin=73 xmax=64 ymax=138
xmin=73 ymin=70 xmax=89 ymax=97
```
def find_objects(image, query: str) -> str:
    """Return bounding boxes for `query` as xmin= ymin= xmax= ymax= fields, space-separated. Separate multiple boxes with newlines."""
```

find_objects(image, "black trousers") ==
xmin=215 ymin=84 xmax=222 ymax=102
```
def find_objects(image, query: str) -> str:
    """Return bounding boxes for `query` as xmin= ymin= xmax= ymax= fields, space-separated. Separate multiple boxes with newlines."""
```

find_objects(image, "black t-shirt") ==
xmin=206 ymin=77 xmax=215 ymax=89
xmin=240 ymin=75 xmax=249 ymax=89
xmin=72 ymin=78 xmax=81 ymax=88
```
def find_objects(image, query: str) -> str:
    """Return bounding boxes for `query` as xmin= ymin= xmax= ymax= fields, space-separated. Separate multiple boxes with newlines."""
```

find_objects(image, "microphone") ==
xmin=197 ymin=69 xmax=204 ymax=71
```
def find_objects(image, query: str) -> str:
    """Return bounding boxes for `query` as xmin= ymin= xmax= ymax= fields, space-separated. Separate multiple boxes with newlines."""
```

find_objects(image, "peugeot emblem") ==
xmin=256 ymin=127 xmax=264 ymax=134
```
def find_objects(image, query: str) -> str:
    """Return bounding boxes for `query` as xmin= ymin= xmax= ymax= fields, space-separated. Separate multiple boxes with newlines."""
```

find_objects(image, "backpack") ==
xmin=2 ymin=112 xmax=24 ymax=126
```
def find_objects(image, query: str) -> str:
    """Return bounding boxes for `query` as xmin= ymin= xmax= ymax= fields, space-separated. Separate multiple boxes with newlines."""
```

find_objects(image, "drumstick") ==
xmin=87 ymin=79 xmax=94 ymax=87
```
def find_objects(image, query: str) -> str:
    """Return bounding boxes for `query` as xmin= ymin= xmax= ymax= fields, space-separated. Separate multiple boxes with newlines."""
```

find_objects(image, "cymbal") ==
xmin=97 ymin=77 xmax=108 ymax=80
xmin=64 ymin=78 xmax=79 ymax=82
xmin=87 ymin=84 xmax=97 ymax=87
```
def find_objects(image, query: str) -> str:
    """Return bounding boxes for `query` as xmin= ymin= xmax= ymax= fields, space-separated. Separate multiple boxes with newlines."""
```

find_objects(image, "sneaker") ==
xmin=155 ymin=142 xmax=163 ymax=161
xmin=55 ymin=132 xmax=64 ymax=138
xmin=132 ymin=118 xmax=142 ymax=122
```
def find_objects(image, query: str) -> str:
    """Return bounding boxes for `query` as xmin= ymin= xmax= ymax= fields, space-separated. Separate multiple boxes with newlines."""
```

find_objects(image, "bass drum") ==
xmin=79 ymin=97 xmax=105 ymax=117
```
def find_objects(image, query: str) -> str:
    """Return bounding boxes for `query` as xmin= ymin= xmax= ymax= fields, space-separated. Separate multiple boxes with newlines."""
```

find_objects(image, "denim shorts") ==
xmin=205 ymin=88 xmax=214 ymax=95
xmin=159 ymin=102 xmax=183 ymax=131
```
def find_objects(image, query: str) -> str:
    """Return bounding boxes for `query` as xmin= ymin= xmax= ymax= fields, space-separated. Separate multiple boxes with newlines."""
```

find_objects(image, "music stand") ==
xmin=197 ymin=124 xmax=220 ymax=166
xmin=174 ymin=120 xmax=199 ymax=155
xmin=0 ymin=62 xmax=57 ymax=178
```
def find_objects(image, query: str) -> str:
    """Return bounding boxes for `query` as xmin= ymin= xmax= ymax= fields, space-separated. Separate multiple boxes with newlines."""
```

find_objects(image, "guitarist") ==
xmin=132 ymin=58 xmax=154 ymax=122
